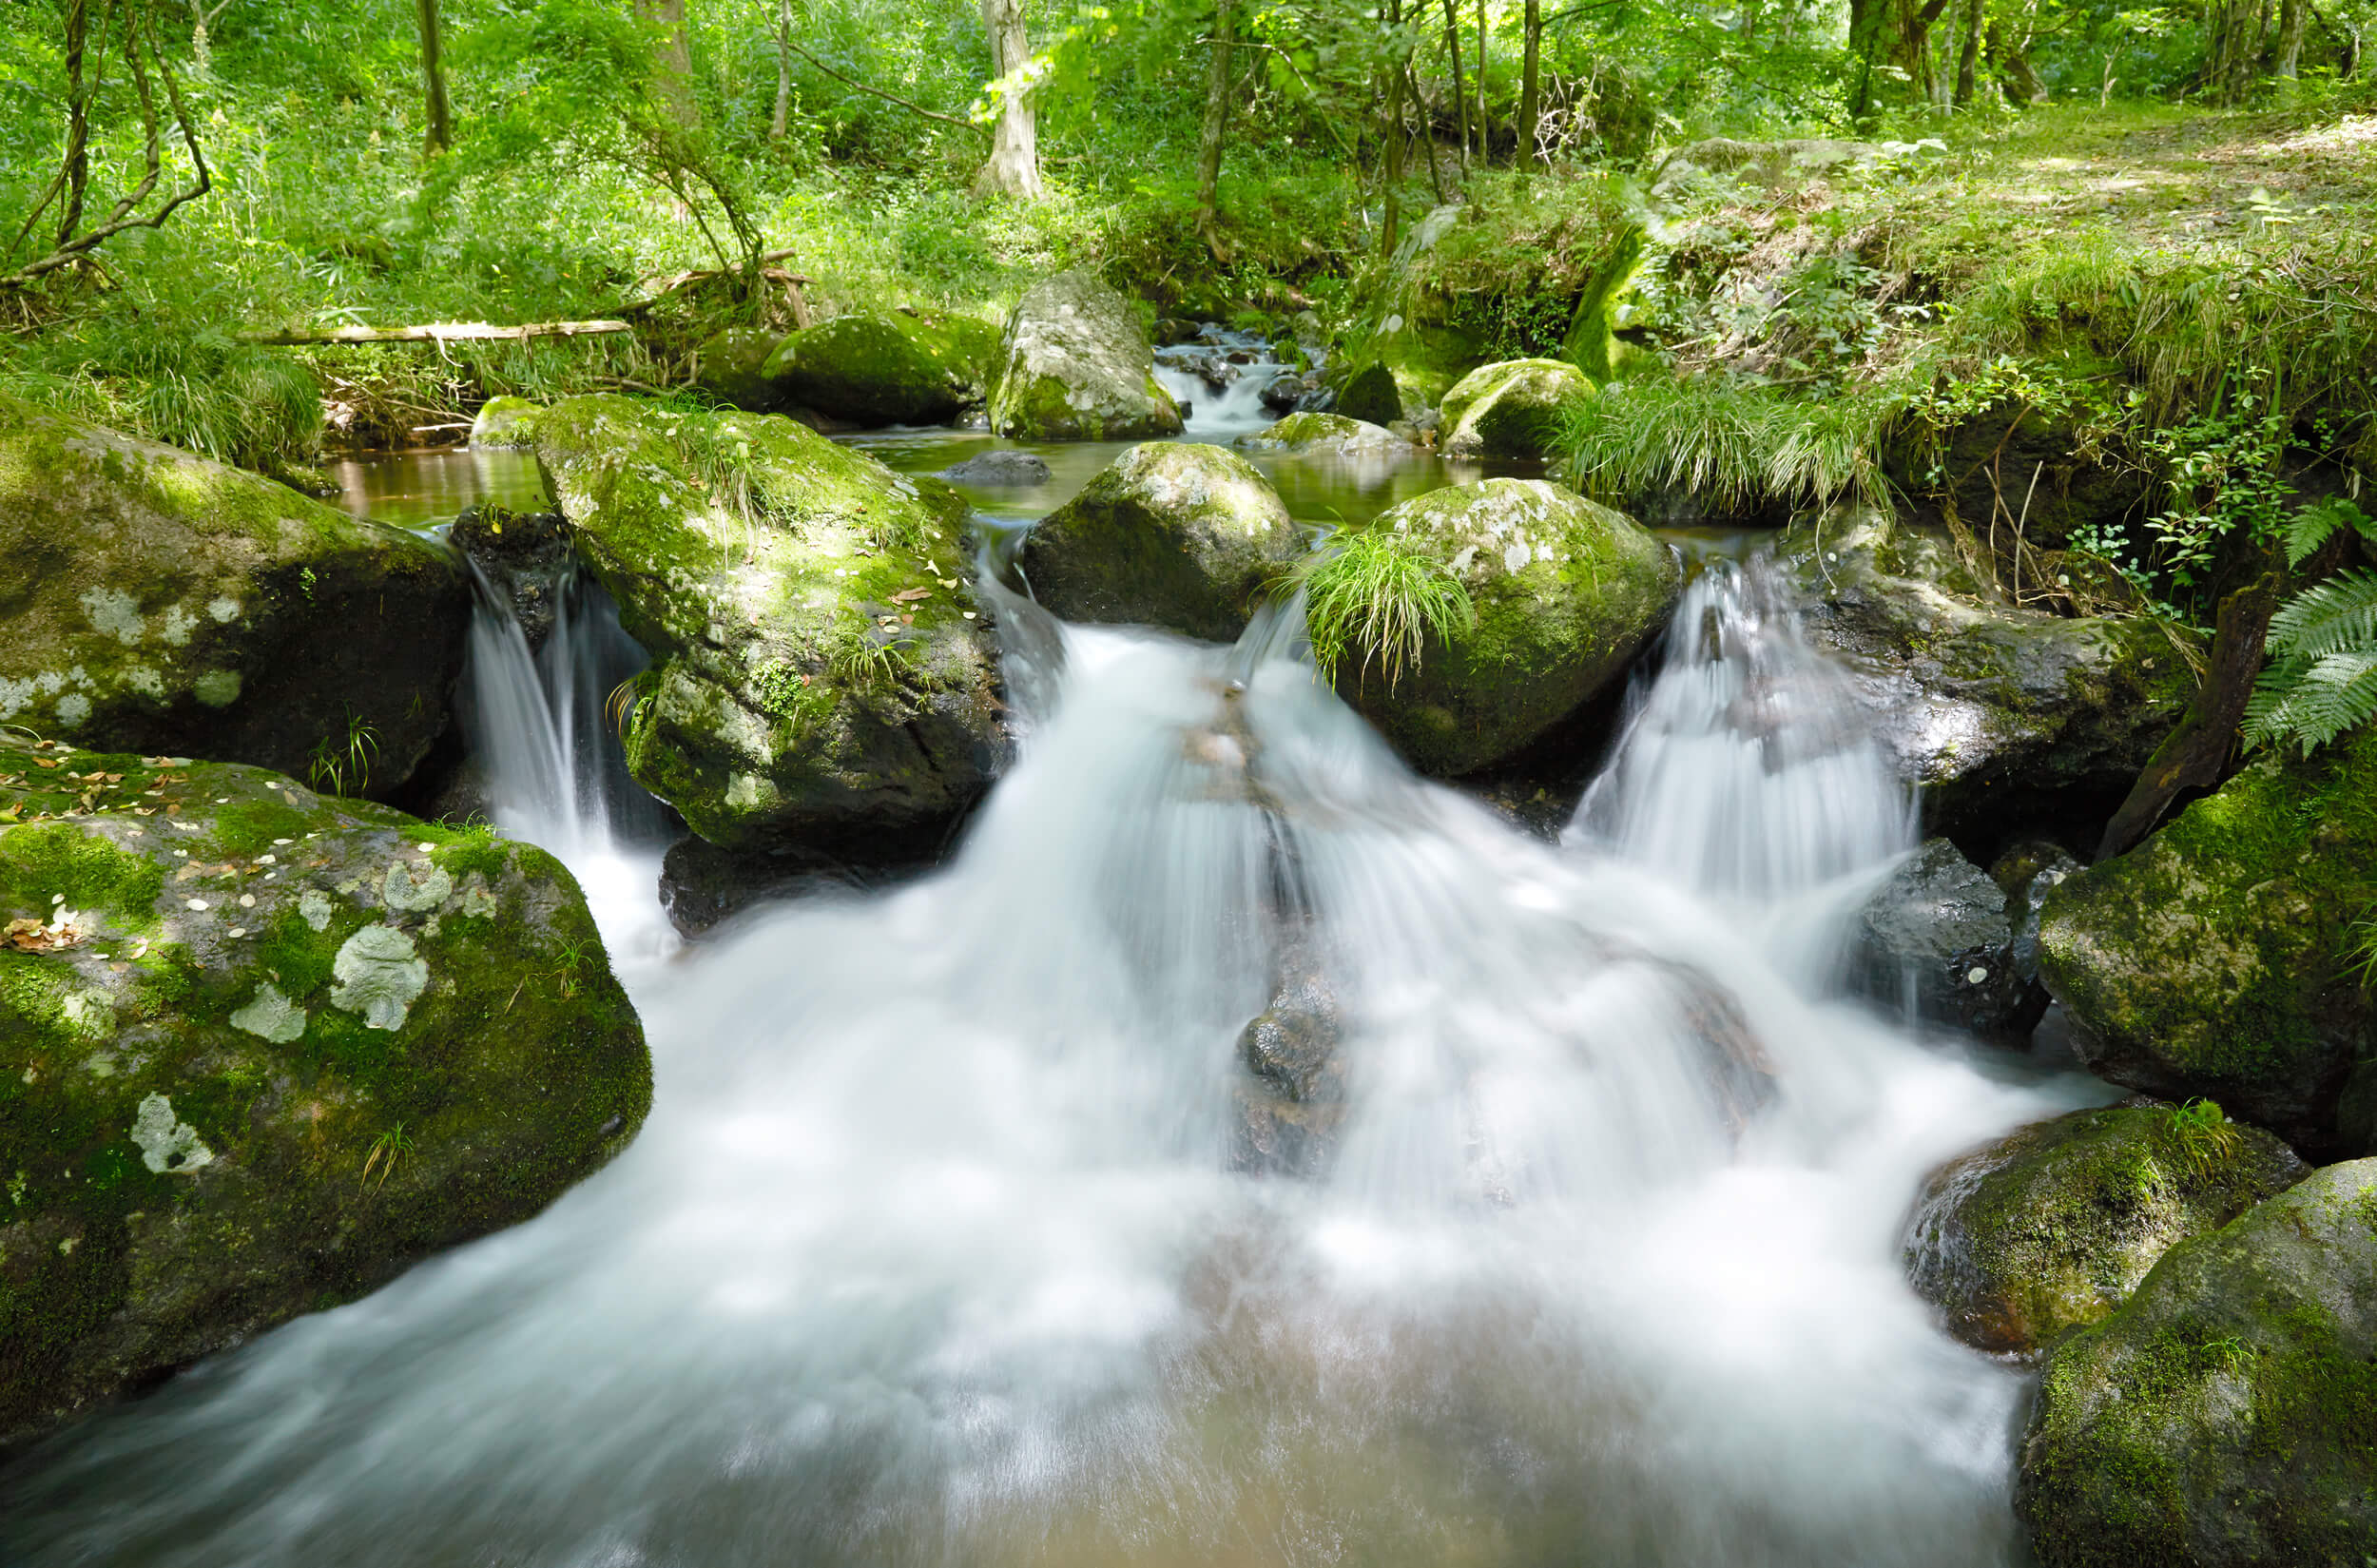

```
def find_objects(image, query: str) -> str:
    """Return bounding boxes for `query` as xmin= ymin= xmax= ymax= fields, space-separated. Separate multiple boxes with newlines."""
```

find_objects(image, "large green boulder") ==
xmin=2039 ymin=729 xmax=2377 ymax=1158
xmin=0 ymin=395 xmax=468 ymax=800
xmin=1785 ymin=504 xmax=2199 ymax=841
xmin=531 ymin=396 xmax=1003 ymax=852
xmin=0 ymin=732 xmax=649 ymax=1448
xmin=691 ymin=326 xmax=787 ymax=413
xmin=2016 ymin=1157 xmax=2377 ymax=1567
xmin=761 ymin=311 xmax=999 ymax=427
xmin=1904 ymin=1101 xmax=2308 ymax=1357
xmin=1014 ymin=442 xmax=1304 ymax=642
xmin=1332 ymin=361 xmax=1405 ymax=426
xmin=1439 ymin=358 xmax=1597 ymax=460
xmin=1317 ymin=479 xmax=1679 ymax=775
xmin=1240 ymin=412 xmax=1410 ymax=456
xmin=987 ymin=271 xmax=1184 ymax=441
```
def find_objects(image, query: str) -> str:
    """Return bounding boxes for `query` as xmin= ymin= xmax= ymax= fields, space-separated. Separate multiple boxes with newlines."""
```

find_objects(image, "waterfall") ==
xmin=1155 ymin=329 xmax=1294 ymax=441
xmin=0 ymin=554 xmax=2100 ymax=1567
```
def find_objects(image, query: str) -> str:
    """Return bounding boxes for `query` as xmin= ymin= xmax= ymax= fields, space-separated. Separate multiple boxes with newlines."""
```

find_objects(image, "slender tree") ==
xmin=975 ymin=0 xmax=1041 ymax=198
xmin=1195 ymin=0 xmax=1235 ymax=251
xmin=635 ymin=0 xmax=699 ymax=130
xmin=1517 ymin=0 xmax=1539 ymax=168
xmin=770 ymin=0 xmax=794 ymax=140
xmin=1441 ymin=0 xmax=1469 ymax=170
xmin=418 ymin=0 xmax=454 ymax=153
xmin=1953 ymin=0 xmax=1984 ymax=104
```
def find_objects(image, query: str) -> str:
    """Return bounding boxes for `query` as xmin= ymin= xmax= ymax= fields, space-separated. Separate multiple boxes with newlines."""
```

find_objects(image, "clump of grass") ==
xmin=306 ymin=715 xmax=379 ymax=797
xmin=2162 ymin=1097 xmax=2245 ymax=1175
xmin=824 ymin=613 xmax=912 ymax=698
xmin=360 ymin=1123 xmax=412 ymax=1191
xmin=2342 ymin=902 xmax=2377 ymax=991
xmin=1557 ymin=375 xmax=1894 ymax=513
xmin=1297 ymin=530 xmax=1476 ymax=692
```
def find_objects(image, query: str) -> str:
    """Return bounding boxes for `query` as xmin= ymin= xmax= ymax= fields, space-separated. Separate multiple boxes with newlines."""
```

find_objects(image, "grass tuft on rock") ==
xmin=1297 ymin=530 xmax=1477 ymax=694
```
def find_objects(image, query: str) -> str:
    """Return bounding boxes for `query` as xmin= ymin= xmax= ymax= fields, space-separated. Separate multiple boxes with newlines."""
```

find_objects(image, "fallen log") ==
xmin=239 ymin=319 xmax=634 ymax=345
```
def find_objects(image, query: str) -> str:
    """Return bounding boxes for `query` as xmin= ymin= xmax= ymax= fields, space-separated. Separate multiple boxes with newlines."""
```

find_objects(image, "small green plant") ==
xmin=2163 ymin=1097 xmax=2244 ymax=1175
xmin=2342 ymin=903 xmax=2377 ymax=991
xmin=360 ymin=1123 xmax=412 ymax=1191
xmin=824 ymin=615 xmax=912 ymax=698
xmin=1297 ymin=530 xmax=1477 ymax=693
xmin=306 ymin=714 xmax=379 ymax=797
xmin=2243 ymin=566 xmax=2377 ymax=756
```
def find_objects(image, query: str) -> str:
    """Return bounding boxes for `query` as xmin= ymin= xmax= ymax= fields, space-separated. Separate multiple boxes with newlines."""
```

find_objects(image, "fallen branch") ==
xmin=239 ymin=319 xmax=634 ymax=345
xmin=777 ymin=38 xmax=986 ymax=139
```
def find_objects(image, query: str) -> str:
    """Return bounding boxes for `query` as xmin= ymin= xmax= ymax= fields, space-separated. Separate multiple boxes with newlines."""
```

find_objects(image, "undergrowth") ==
xmin=1297 ymin=530 xmax=1477 ymax=692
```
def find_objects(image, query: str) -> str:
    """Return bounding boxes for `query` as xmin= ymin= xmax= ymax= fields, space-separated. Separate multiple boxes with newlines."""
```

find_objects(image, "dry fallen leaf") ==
xmin=890 ymin=587 xmax=931 ymax=604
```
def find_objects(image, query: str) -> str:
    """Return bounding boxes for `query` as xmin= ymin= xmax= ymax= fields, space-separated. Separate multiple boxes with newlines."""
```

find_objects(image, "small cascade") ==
xmin=1155 ymin=326 xmax=1297 ymax=440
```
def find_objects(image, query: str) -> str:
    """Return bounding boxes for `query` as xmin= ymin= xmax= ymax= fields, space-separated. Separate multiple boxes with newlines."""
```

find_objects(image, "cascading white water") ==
xmin=1156 ymin=329 xmax=1294 ymax=440
xmin=0 ymin=552 xmax=2100 ymax=1566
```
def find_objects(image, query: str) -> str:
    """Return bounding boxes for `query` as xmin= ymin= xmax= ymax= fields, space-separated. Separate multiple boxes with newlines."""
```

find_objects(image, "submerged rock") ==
xmin=2016 ymin=1156 xmax=2377 ymax=1566
xmin=1904 ymin=1101 xmax=2307 ymax=1357
xmin=1239 ymin=412 xmax=1411 ymax=455
xmin=2038 ymin=729 xmax=2377 ymax=1157
xmin=0 ymin=732 xmax=650 ymax=1448
xmin=1326 ymin=480 xmax=1678 ymax=776
xmin=987 ymin=271 xmax=1184 ymax=441
xmin=1014 ymin=442 xmax=1304 ymax=642
xmin=1230 ymin=944 xmax=1348 ymax=1179
xmin=762 ymin=311 xmax=1001 ymax=427
xmin=0 ymin=394 xmax=469 ymax=800
xmin=1850 ymin=838 xmax=2030 ymax=1038
xmin=1439 ymin=358 xmax=1596 ymax=460
xmin=531 ymin=395 xmax=1005 ymax=854
xmin=1783 ymin=505 xmax=2199 ymax=841
xmin=691 ymin=326 xmax=787 ymax=413
xmin=937 ymin=449 xmax=1053 ymax=486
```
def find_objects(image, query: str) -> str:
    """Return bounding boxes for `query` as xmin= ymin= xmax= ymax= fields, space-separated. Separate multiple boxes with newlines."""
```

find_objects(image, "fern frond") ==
xmin=2266 ymin=569 xmax=2377 ymax=663
xmin=2283 ymin=497 xmax=2377 ymax=568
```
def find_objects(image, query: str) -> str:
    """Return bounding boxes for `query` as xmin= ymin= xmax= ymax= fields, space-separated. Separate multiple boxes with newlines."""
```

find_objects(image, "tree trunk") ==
xmin=635 ymin=0 xmax=699 ymax=131
xmin=2275 ymin=0 xmax=2309 ymax=76
xmin=1954 ymin=0 xmax=1984 ymax=104
xmin=1381 ymin=0 xmax=1404 ymax=260
xmin=770 ymin=0 xmax=793 ymax=140
xmin=418 ymin=0 xmax=453 ymax=154
xmin=1441 ymin=0 xmax=1469 ymax=171
xmin=1475 ymin=0 xmax=1487 ymax=160
xmin=56 ymin=0 xmax=91 ymax=252
xmin=1518 ymin=0 xmax=1540 ymax=167
xmin=974 ymin=0 xmax=1042 ymax=198
xmin=1195 ymin=0 xmax=1234 ymax=248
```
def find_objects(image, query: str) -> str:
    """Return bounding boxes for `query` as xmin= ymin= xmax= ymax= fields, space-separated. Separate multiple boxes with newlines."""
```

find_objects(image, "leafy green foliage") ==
xmin=2244 ymin=568 xmax=2377 ymax=757
xmin=2161 ymin=1097 xmax=2244 ymax=1175
xmin=1298 ymin=531 xmax=1476 ymax=693
xmin=2284 ymin=496 xmax=2377 ymax=568
xmin=1557 ymin=375 xmax=1890 ymax=513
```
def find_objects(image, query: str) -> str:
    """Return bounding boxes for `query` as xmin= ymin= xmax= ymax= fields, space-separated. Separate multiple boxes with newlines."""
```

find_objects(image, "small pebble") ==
xmin=226 ymin=927 xmax=246 ymax=939
xmin=186 ymin=899 xmax=209 ymax=912
xmin=239 ymin=895 xmax=256 ymax=908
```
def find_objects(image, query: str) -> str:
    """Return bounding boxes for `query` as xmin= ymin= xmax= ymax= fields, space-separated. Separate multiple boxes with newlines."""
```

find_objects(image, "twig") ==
xmin=777 ymin=37 xmax=986 ymax=139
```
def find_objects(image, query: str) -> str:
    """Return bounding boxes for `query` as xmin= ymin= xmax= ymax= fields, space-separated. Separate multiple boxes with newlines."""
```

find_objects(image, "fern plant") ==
xmin=2243 ymin=499 xmax=2377 ymax=758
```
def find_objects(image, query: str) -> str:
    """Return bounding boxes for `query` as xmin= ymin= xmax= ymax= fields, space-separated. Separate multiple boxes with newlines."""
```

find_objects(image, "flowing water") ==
xmin=1 ymin=429 xmax=2101 ymax=1565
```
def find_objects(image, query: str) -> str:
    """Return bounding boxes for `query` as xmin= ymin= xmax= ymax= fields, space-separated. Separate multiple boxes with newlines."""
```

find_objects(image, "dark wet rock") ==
xmin=1261 ymin=373 xmax=1319 ymax=414
xmin=1153 ymin=317 xmax=1203 ymax=346
xmin=0 ymin=731 xmax=649 ymax=1449
xmin=2016 ymin=1156 xmax=2377 ymax=1567
xmin=1782 ymin=504 xmax=2199 ymax=842
xmin=0 ymin=393 xmax=469 ymax=802
xmin=1904 ymin=1100 xmax=2308 ymax=1358
xmin=1333 ymin=360 xmax=1403 ymax=426
xmin=531 ymin=396 xmax=1005 ymax=854
xmin=449 ymin=505 xmax=572 ymax=652
xmin=657 ymin=833 xmax=930 ymax=938
xmin=1230 ymin=945 xmax=1347 ymax=1179
xmin=1993 ymin=841 xmax=2082 ymax=1022
xmin=1014 ymin=442 xmax=1304 ymax=642
xmin=2039 ymin=729 xmax=2377 ymax=1158
xmin=937 ymin=450 xmax=1053 ymax=487
xmin=988 ymin=271 xmax=1183 ymax=441
xmin=1851 ymin=838 xmax=2031 ymax=1039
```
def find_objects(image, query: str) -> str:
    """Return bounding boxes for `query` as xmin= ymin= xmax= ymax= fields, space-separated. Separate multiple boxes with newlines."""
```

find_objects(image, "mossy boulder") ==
xmin=469 ymin=397 xmax=544 ymax=448
xmin=0 ymin=395 xmax=469 ymax=801
xmin=1905 ymin=1102 xmax=2308 ymax=1357
xmin=1015 ymin=442 xmax=1303 ymax=642
xmin=691 ymin=327 xmax=787 ymax=413
xmin=1240 ymin=413 xmax=1411 ymax=456
xmin=1784 ymin=505 xmax=2199 ymax=840
xmin=0 ymin=731 xmax=649 ymax=1448
xmin=1329 ymin=480 xmax=1679 ymax=775
xmin=987 ymin=271 xmax=1184 ymax=441
xmin=761 ymin=310 xmax=999 ymax=427
xmin=2015 ymin=1156 xmax=2377 ymax=1567
xmin=1439 ymin=358 xmax=1597 ymax=460
xmin=531 ymin=396 xmax=1002 ymax=853
xmin=2038 ymin=729 xmax=2377 ymax=1157
xmin=1332 ymin=361 xmax=1405 ymax=426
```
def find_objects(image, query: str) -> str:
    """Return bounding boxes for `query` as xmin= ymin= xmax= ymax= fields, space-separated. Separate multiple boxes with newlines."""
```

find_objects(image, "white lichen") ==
xmin=329 ymin=923 xmax=429 ymax=1031
xmin=230 ymin=981 xmax=308 ymax=1043
xmin=299 ymin=888 xmax=335 ymax=931
xmin=81 ymin=587 xmax=146 ymax=645
xmin=381 ymin=860 xmax=453 ymax=912
xmin=130 ymin=1093 xmax=215 ymax=1174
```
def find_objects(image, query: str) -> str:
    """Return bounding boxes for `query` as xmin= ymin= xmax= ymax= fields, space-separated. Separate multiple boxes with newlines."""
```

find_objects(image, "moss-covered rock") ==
xmin=0 ymin=395 xmax=469 ymax=800
xmin=1329 ymin=480 xmax=1679 ymax=775
xmin=531 ymin=395 xmax=1002 ymax=852
xmin=1439 ymin=358 xmax=1597 ymax=460
xmin=1905 ymin=1102 xmax=2308 ymax=1357
xmin=987 ymin=271 xmax=1184 ymax=441
xmin=1332 ymin=361 xmax=1405 ymax=426
xmin=469 ymin=397 xmax=544 ymax=448
xmin=1239 ymin=412 xmax=1411 ymax=455
xmin=2015 ymin=1156 xmax=2377 ymax=1567
xmin=1783 ymin=504 xmax=2199 ymax=840
xmin=691 ymin=327 xmax=787 ymax=413
xmin=1015 ymin=442 xmax=1304 ymax=642
xmin=761 ymin=310 xmax=999 ymax=427
xmin=2038 ymin=729 xmax=2377 ymax=1157
xmin=0 ymin=731 xmax=649 ymax=1448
